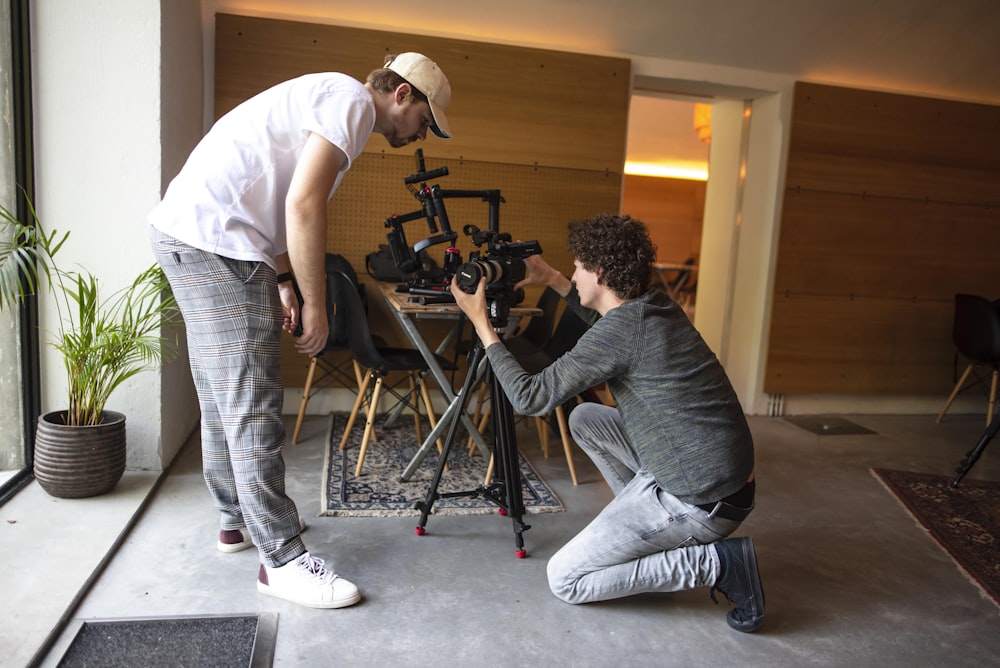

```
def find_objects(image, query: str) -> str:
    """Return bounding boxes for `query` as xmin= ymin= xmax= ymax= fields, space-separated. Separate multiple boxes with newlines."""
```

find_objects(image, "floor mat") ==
xmin=784 ymin=415 xmax=876 ymax=435
xmin=48 ymin=613 xmax=276 ymax=667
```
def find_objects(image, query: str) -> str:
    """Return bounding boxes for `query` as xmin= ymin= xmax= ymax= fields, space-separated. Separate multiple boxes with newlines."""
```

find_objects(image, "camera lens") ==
xmin=455 ymin=258 xmax=504 ymax=293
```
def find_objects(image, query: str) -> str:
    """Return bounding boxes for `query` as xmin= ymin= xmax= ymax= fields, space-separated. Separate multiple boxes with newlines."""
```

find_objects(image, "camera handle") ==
xmin=414 ymin=324 xmax=530 ymax=558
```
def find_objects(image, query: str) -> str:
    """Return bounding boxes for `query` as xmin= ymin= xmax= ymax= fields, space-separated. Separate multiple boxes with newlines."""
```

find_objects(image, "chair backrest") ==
xmin=508 ymin=287 xmax=562 ymax=355
xmin=329 ymin=269 xmax=388 ymax=371
xmin=324 ymin=254 xmax=365 ymax=349
xmin=544 ymin=305 xmax=591 ymax=360
xmin=953 ymin=293 xmax=1000 ymax=363
xmin=667 ymin=257 xmax=697 ymax=295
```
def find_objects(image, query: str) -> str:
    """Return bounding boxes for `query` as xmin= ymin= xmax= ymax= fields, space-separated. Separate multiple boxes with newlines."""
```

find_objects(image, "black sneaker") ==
xmin=710 ymin=536 xmax=766 ymax=632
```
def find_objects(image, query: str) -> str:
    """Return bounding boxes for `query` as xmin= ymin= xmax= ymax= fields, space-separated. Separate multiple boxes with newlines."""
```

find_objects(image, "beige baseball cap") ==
xmin=386 ymin=52 xmax=452 ymax=139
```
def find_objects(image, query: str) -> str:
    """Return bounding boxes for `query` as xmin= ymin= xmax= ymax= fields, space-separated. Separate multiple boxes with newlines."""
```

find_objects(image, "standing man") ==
xmin=450 ymin=214 xmax=765 ymax=632
xmin=149 ymin=53 xmax=452 ymax=609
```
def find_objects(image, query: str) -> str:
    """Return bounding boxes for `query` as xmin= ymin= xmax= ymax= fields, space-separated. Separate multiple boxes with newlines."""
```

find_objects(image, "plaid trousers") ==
xmin=151 ymin=227 xmax=305 ymax=567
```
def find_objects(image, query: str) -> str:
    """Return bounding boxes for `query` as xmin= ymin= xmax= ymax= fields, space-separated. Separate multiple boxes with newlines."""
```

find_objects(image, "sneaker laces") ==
xmin=296 ymin=553 xmax=339 ymax=586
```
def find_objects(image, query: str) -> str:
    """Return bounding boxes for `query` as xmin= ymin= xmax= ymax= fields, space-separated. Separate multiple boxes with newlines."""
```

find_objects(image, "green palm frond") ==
xmin=1 ymin=199 xmax=180 ymax=426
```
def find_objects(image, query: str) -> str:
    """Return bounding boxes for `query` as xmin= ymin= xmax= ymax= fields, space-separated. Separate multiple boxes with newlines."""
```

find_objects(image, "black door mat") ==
xmin=784 ymin=416 xmax=877 ymax=436
xmin=45 ymin=613 xmax=277 ymax=668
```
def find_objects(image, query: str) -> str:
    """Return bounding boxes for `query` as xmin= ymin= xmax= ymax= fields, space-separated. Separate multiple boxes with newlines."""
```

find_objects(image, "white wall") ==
xmin=31 ymin=0 xmax=202 ymax=470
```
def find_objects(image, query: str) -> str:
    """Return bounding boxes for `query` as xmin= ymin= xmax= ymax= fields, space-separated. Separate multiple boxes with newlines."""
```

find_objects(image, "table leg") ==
xmin=387 ymin=309 xmax=492 ymax=480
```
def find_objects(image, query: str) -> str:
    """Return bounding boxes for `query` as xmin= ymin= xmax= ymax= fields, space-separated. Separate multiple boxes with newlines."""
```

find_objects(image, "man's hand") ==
xmin=450 ymin=278 xmax=501 ymax=348
xmin=515 ymin=254 xmax=572 ymax=296
xmin=294 ymin=300 xmax=329 ymax=357
xmin=279 ymin=282 xmax=300 ymax=335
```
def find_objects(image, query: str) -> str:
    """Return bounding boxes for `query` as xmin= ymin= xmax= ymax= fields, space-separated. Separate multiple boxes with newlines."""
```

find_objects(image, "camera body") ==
xmin=455 ymin=226 xmax=542 ymax=323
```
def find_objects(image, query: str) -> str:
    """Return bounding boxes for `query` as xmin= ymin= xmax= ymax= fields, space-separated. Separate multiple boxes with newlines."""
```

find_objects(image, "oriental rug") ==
xmin=321 ymin=413 xmax=563 ymax=517
xmin=872 ymin=468 xmax=1000 ymax=608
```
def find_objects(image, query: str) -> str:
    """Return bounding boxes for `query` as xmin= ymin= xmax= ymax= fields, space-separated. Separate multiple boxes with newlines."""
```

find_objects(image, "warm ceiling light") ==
xmin=624 ymin=161 xmax=708 ymax=181
xmin=693 ymin=103 xmax=712 ymax=143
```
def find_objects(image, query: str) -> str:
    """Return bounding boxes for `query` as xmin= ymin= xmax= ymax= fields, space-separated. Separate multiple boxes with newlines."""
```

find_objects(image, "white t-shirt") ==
xmin=149 ymin=73 xmax=375 ymax=268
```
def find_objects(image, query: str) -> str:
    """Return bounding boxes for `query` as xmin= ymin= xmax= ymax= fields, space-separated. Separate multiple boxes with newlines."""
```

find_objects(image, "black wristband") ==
xmin=276 ymin=272 xmax=294 ymax=284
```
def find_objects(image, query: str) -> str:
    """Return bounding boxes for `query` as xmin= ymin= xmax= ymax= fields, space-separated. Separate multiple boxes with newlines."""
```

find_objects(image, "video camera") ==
xmin=454 ymin=226 xmax=542 ymax=324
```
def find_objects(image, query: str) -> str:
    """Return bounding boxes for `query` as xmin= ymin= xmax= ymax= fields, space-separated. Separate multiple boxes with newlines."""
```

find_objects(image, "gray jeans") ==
xmin=547 ymin=403 xmax=741 ymax=603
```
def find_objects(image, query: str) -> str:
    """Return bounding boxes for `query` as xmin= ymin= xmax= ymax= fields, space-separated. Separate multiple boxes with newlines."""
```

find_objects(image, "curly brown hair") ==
xmin=566 ymin=213 xmax=656 ymax=300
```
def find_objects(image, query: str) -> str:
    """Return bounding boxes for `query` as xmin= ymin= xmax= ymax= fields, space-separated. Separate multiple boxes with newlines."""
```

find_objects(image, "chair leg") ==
xmin=534 ymin=415 xmax=550 ymax=457
xmin=554 ymin=405 xmax=579 ymax=485
xmin=937 ymin=364 xmax=974 ymax=424
xmin=352 ymin=360 xmax=377 ymax=443
xmin=468 ymin=401 xmax=492 ymax=456
xmin=484 ymin=452 xmax=495 ymax=486
xmin=988 ymin=369 xmax=998 ymax=427
xmin=355 ymin=377 xmax=385 ymax=477
xmin=292 ymin=357 xmax=319 ymax=444
xmin=463 ymin=383 xmax=484 ymax=451
xmin=409 ymin=373 xmax=423 ymax=445
xmin=418 ymin=376 xmax=445 ymax=456
xmin=339 ymin=371 xmax=374 ymax=450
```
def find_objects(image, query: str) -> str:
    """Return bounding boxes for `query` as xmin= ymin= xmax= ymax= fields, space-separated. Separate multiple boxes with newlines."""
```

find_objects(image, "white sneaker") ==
xmin=257 ymin=552 xmax=361 ymax=609
xmin=217 ymin=518 xmax=307 ymax=553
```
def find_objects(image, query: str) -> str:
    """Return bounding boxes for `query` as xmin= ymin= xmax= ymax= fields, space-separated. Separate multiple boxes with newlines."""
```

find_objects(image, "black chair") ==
xmin=332 ymin=270 xmax=455 ymax=476
xmin=506 ymin=287 xmax=562 ymax=357
xmin=472 ymin=304 xmax=599 ymax=485
xmin=666 ymin=257 xmax=697 ymax=312
xmin=292 ymin=254 xmax=370 ymax=444
xmin=936 ymin=293 xmax=1000 ymax=426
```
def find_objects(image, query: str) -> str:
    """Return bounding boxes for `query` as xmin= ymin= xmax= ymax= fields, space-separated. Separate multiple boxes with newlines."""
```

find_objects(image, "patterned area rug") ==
xmin=872 ymin=468 xmax=1000 ymax=607
xmin=322 ymin=413 xmax=564 ymax=517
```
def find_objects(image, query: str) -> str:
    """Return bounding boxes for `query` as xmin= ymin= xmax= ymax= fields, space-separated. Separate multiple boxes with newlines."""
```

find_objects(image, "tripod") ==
xmin=951 ymin=402 xmax=1000 ymax=487
xmin=414 ymin=312 xmax=530 ymax=558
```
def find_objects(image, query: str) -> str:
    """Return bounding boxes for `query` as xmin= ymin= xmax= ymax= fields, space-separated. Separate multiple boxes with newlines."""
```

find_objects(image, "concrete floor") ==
xmin=4 ymin=411 xmax=1000 ymax=667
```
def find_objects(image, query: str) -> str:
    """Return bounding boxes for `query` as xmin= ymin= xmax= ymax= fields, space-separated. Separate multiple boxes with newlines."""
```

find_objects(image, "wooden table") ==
xmin=378 ymin=282 xmax=541 ymax=480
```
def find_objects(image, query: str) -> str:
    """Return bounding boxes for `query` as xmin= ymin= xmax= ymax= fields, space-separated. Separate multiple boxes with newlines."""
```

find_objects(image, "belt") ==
xmin=697 ymin=501 xmax=753 ymax=522
xmin=696 ymin=500 xmax=753 ymax=522
xmin=696 ymin=479 xmax=755 ymax=522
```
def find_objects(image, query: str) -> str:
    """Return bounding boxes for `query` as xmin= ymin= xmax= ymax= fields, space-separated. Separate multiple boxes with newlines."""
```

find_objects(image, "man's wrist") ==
xmin=276 ymin=272 xmax=294 ymax=284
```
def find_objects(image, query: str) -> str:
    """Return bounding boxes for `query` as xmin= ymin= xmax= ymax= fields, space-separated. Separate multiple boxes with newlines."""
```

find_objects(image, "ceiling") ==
xmin=208 ymin=0 xmax=1000 ymax=171
xmin=212 ymin=0 xmax=1000 ymax=105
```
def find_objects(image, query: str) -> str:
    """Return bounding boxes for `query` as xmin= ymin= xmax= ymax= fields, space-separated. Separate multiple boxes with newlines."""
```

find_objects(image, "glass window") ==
xmin=0 ymin=0 xmax=35 ymax=504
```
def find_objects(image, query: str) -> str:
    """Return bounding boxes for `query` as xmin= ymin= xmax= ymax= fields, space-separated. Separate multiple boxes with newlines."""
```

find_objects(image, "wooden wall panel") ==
xmin=767 ymin=295 xmax=953 ymax=394
xmin=215 ymin=14 xmax=630 ymax=172
xmin=213 ymin=14 xmax=629 ymax=388
xmin=766 ymin=82 xmax=1000 ymax=395
xmin=622 ymin=175 xmax=705 ymax=264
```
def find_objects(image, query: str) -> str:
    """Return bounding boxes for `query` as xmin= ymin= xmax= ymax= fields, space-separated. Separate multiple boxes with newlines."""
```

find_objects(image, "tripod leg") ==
xmin=952 ymin=405 xmax=1000 ymax=487
xmin=415 ymin=341 xmax=487 ymax=533
xmin=490 ymin=370 xmax=529 ymax=557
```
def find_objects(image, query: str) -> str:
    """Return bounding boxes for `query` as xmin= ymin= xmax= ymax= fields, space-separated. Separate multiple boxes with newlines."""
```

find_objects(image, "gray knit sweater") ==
xmin=485 ymin=287 xmax=754 ymax=505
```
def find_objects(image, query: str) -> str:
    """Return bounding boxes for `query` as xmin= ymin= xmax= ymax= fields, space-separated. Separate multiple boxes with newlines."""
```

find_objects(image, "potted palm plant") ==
xmin=0 ymin=198 xmax=179 ymax=498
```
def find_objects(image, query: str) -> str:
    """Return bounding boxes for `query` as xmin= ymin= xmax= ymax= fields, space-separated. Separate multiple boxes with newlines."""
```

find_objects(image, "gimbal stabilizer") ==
xmin=383 ymin=149 xmax=505 ymax=290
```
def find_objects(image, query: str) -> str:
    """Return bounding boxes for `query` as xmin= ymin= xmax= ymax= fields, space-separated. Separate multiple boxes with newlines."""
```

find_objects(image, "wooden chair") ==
xmin=937 ymin=293 xmax=1000 ymax=426
xmin=331 ymin=270 xmax=454 ymax=476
